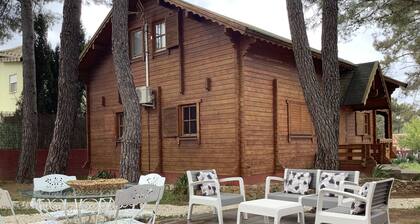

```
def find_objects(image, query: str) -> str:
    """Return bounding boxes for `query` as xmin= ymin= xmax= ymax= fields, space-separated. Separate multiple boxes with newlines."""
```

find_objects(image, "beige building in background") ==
xmin=0 ymin=46 xmax=22 ymax=114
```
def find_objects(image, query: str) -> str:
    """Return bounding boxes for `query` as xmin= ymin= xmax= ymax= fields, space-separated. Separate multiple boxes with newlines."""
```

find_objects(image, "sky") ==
xmin=0 ymin=0 xmax=411 ymax=101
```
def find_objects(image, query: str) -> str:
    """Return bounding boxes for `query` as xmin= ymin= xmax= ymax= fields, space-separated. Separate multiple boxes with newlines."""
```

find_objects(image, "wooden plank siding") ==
xmin=86 ymin=0 xmax=240 ymax=178
xmin=83 ymin=0 xmax=386 ymax=183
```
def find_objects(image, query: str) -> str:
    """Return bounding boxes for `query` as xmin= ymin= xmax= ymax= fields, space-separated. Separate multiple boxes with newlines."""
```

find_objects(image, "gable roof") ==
xmin=0 ymin=46 xmax=22 ymax=63
xmin=80 ymin=0 xmax=407 ymax=107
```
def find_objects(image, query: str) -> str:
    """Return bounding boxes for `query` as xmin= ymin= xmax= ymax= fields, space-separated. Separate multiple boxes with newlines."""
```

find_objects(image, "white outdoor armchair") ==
xmin=315 ymin=178 xmax=394 ymax=224
xmin=100 ymin=184 xmax=163 ymax=224
xmin=186 ymin=170 xmax=247 ymax=224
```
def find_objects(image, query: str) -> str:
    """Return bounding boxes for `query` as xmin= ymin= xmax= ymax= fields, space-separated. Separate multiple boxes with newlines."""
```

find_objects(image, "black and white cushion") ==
xmin=197 ymin=171 xmax=217 ymax=196
xmin=284 ymin=172 xmax=312 ymax=195
xmin=319 ymin=172 xmax=348 ymax=196
xmin=350 ymin=182 xmax=369 ymax=215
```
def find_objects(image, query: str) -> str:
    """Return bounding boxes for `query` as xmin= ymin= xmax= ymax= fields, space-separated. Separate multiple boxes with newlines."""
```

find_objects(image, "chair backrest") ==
xmin=138 ymin=173 xmax=166 ymax=201
xmin=186 ymin=169 xmax=218 ymax=193
xmin=318 ymin=170 xmax=360 ymax=192
xmin=33 ymin=174 xmax=76 ymax=193
xmin=114 ymin=184 xmax=163 ymax=220
xmin=369 ymin=178 xmax=394 ymax=209
xmin=283 ymin=169 xmax=320 ymax=190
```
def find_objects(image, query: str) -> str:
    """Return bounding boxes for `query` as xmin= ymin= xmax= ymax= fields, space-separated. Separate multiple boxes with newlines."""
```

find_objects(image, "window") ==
xmin=117 ymin=112 xmax=124 ymax=140
xmin=130 ymin=29 xmax=143 ymax=59
xmin=181 ymin=104 xmax=197 ymax=137
xmin=9 ymin=74 xmax=17 ymax=93
xmin=154 ymin=21 xmax=166 ymax=51
xmin=364 ymin=113 xmax=370 ymax=135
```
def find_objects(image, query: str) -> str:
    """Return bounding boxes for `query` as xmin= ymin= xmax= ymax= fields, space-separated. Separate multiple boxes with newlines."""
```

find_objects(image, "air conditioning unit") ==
xmin=136 ymin=86 xmax=154 ymax=105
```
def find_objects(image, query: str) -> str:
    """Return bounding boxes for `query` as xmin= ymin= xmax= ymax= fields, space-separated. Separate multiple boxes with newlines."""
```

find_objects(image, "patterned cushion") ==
xmin=197 ymin=171 xmax=217 ymax=196
xmin=319 ymin=172 xmax=348 ymax=196
xmin=350 ymin=182 xmax=369 ymax=215
xmin=284 ymin=172 xmax=312 ymax=195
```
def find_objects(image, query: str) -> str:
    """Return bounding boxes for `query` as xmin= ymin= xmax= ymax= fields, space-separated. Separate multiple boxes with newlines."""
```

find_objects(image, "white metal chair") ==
xmin=186 ymin=169 xmax=247 ymax=224
xmin=0 ymin=188 xmax=20 ymax=224
xmin=102 ymin=174 xmax=166 ymax=221
xmin=100 ymin=184 xmax=163 ymax=224
xmin=31 ymin=174 xmax=96 ymax=222
xmin=315 ymin=178 xmax=394 ymax=224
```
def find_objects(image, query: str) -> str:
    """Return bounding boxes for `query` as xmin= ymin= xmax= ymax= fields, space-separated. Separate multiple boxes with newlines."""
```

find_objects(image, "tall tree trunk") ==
xmin=286 ymin=0 xmax=340 ymax=169
xmin=17 ymin=0 xmax=38 ymax=183
xmin=44 ymin=0 xmax=82 ymax=174
xmin=112 ymin=0 xmax=142 ymax=182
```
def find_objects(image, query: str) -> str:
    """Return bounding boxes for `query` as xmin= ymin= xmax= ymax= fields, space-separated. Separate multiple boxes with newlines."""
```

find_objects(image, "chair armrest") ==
xmin=220 ymin=177 xmax=245 ymax=198
xmin=342 ymin=181 xmax=361 ymax=192
xmin=316 ymin=188 xmax=366 ymax=214
xmin=298 ymin=193 xmax=317 ymax=204
xmin=265 ymin=176 xmax=284 ymax=198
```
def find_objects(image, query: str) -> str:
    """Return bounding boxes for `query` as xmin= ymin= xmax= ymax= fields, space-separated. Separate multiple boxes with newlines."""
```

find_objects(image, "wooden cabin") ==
xmin=79 ymin=0 xmax=406 ymax=183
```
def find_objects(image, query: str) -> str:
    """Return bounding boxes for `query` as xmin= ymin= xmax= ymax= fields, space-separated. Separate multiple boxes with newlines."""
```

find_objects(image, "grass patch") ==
xmin=0 ymin=208 xmax=38 ymax=216
xmin=0 ymin=181 xmax=33 ymax=201
xmin=160 ymin=189 xmax=188 ymax=206
xmin=399 ymin=162 xmax=420 ymax=172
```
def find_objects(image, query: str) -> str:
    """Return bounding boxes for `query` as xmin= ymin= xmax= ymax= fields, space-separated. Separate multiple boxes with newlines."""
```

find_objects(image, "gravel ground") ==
xmin=2 ymin=198 xmax=420 ymax=224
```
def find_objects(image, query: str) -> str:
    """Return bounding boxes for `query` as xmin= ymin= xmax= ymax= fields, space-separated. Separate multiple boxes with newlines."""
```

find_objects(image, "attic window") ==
xmin=130 ymin=29 xmax=143 ymax=59
xmin=154 ymin=21 xmax=166 ymax=51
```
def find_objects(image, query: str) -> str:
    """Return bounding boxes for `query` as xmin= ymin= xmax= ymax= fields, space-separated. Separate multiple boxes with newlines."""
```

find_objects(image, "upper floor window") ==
xmin=181 ymin=104 xmax=197 ymax=137
xmin=9 ymin=74 xmax=17 ymax=93
xmin=130 ymin=29 xmax=143 ymax=59
xmin=364 ymin=113 xmax=370 ymax=135
xmin=154 ymin=21 xmax=166 ymax=51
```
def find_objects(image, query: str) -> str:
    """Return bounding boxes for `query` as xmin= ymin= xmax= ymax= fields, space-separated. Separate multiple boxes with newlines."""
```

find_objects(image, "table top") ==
xmin=31 ymin=191 xmax=116 ymax=200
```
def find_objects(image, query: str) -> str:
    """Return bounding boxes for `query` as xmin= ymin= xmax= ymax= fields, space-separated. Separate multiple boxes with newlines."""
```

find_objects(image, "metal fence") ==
xmin=0 ymin=113 xmax=86 ymax=149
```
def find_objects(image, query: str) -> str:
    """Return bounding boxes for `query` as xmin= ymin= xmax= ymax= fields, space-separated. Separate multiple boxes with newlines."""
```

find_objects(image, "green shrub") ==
xmin=173 ymin=173 xmax=189 ymax=197
xmin=90 ymin=170 xmax=115 ymax=179
xmin=372 ymin=165 xmax=392 ymax=178
xmin=392 ymin=157 xmax=408 ymax=164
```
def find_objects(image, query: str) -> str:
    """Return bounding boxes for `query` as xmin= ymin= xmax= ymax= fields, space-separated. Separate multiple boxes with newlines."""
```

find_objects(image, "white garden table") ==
xmin=236 ymin=199 xmax=305 ymax=224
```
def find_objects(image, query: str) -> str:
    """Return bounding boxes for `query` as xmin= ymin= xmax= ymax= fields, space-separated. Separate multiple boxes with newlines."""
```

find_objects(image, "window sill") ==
xmin=130 ymin=56 xmax=144 ymax=63
xmin=177 ymin=136 xmax=199 ymax=144
xmin=153 ymin=49 xmax=167 ymax=58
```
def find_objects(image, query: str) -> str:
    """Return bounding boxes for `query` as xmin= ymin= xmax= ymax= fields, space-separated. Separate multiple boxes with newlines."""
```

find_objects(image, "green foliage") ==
xmin=173 ymin=173 xmax=189 ymax=197
xmin=90 ymin=170 xmax=115 ymax=179
xmin=392 ymin=100 xmax=420 ymax=134
xmin=160 ymin=174 xmax=189 ymax=205
xmin=399 ymin=118 xmax=420 ymax=151
xmin=0 ymin=0 xmax=21 ymax=43
xmin=0 ymin=120 xmax=21 ymax=149
xmin=398 ymin=162 xmax=420 ymax=173
xmin=392 ymin=157 xmax=408 ymax=165
xmin=372 ymin=165 xmax=392 ymax=178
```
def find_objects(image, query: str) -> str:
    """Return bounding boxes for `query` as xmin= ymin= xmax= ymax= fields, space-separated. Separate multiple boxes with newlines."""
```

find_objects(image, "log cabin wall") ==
xmin=241 ymin=42 xmax=317 ymax=176
xmin=86 ymin=0 xmax=240 ymax=178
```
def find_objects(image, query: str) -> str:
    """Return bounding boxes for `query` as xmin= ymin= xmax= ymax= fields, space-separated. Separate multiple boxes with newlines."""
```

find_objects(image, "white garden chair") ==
xmin=100 ymin=184 xmax=163 ymax=224
xmin=186 ymin=170 xmax=247 ymax=224
xmin=31 ymin=174 xmax=96 ymax=222
xmin=315 ymin=178 xmax=394 ymax=224
xmin=102 ymin=173 xmax=166 ymax=222
xmin=0 ymin=188 xmax=20 ymax=224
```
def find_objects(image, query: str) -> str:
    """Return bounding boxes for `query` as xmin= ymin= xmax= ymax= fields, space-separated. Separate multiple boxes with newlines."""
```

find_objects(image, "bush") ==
xmin=173 ymin=173 xmax=189 ymax=197
xmin=399 ymin=118 xmax=420 ymax=152
xmin=90 ymin=170 xmax=115 ymax=179
xmin=372 ymin=165 xmax=392 ymax=178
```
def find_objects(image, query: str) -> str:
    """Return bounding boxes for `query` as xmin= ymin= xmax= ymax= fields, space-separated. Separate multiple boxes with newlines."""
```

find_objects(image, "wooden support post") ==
xmin=157 ymin=87 xmax=163 ymax=173
xmin=272 ymin=79 xmax=278 ymax=174
xmin=178 ymin=10 xmax=185 ymax=95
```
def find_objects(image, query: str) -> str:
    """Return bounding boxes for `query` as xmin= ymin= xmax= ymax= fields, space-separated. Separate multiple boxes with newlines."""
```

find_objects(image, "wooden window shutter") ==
xmin=287 ymin=101 xmax=313 ymax=141
xmin=162 ymin=107 xmax=178 ymax=137
xmin=355 ymin=111 xmax=365 ymax=136
xmin=166 ymin=12 xmax=179 ymax=49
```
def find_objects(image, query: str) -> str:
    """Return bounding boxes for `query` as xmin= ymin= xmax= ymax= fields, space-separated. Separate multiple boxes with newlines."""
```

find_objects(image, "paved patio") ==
xmin=159 ymin=209 xmax=316 ymax=224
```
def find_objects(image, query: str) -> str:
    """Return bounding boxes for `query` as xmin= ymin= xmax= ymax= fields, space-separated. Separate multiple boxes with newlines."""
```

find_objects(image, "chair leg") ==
xmin=187 ymin=203 xmax=194 ymax=220
xmin=274 ymin=216 xmax=280 ymax=224
xmin=213 ymin=207 xmax=217 ymax=215
xmin=299 ymin=211 xmax=305 ymax=224
xmin=216 ymin=206 xmax=224 ymax=224
xmin=243 ymin=212 xmax=248 ymax=220
xmin=236 ymin=211 xmax=242 ymax=224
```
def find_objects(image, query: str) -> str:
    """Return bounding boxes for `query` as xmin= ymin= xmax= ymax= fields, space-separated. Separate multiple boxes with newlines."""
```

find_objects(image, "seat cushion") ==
xmin=209 ymin=193 xmax=244 ymax=206
xmin=326 ymin=206 xmax=387 ymax=223
xmin=301 ymin=195 xmax=339 ymax=208
xmin=267 ymin=192 xmax=301 ymax=202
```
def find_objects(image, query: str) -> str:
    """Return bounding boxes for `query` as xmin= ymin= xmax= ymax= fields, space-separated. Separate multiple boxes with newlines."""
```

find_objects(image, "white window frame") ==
xmin=9 ymin=74 xmax=17 ymax=93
